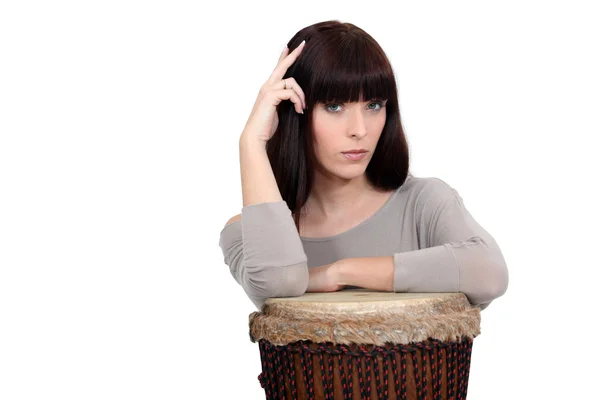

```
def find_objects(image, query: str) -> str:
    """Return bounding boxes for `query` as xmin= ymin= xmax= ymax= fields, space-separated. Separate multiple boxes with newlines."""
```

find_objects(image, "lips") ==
xmin=342 ymin=151 xmax=367 ymax=154
xmin=343 ymin=152 xmax=368 ymax=161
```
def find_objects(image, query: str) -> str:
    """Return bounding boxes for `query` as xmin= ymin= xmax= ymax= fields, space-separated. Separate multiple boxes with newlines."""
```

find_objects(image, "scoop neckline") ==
xmin=299 ymin=185 xmax=402 ymax=243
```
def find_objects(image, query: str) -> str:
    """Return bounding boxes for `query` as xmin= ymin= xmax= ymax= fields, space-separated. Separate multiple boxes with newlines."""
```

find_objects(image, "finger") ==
xmin=269 ymin=40 xmax=305 ymax=83
xmin=277 ymin=46 xmax=289 ymax=65
xmin=271 ymin=46 xmax=290 ymax=75
xmin=284 ymin=78 xmax=306 ymax=109
xmin=270 ymin=90 xmax=304 ymax=114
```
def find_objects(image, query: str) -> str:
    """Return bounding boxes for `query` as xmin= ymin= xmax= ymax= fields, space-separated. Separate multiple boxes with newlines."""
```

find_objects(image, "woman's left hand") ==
xmin=306 ymin=261 xmax=345 ymax=292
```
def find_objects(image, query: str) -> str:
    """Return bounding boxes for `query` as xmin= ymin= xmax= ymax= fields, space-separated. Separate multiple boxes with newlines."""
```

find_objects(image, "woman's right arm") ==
xmin=239 ymin=136 xmax=283 ymax=206
xmin=218 ymin=201 xmax=309 ymax=310
xmin=218 ymin=40 xmax=309 ymax=309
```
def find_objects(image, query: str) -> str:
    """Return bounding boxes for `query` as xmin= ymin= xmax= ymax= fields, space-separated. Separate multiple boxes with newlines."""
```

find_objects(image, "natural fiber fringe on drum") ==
xmin=249 ymin=295 xmax=481 ymax=346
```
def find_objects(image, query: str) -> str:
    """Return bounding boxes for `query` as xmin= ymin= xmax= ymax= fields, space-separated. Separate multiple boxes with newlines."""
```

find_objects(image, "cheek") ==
xmin=371 ymin=115 xmax=387 ymax=141
xmin=312 ymin=134 xmax=336 ymax=158
xmin=312 ymin=122 xmax=338 ymax=151
xmin=375 ymin=112 xmax=387 ymax=130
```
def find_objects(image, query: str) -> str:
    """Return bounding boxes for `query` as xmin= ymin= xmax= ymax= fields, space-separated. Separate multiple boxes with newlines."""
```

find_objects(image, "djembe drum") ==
xmin=249 ymin=289 xmax=480 ymax=400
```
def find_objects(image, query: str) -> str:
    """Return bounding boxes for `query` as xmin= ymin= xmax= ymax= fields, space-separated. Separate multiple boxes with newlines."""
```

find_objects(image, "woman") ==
xmin=218 ymin=20 xmax=508 ymax=311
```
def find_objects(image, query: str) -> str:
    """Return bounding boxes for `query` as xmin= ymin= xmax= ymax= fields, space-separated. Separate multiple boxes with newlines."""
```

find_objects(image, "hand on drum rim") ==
xmin=306 ymin=262 xmax=344 ymax=293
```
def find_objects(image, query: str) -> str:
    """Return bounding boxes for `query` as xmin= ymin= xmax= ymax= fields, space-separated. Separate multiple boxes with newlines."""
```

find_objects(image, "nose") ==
xmin=348 ymin=108 xmax=367 ymax=139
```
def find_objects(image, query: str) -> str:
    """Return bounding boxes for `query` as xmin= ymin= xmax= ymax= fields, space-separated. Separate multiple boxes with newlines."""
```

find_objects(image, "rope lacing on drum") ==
xmin=256 ymin=337 xmax=473 ymax=400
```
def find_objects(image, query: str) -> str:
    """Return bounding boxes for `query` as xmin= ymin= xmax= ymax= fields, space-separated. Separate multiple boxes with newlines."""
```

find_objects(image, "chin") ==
xmin=315 ymin=157 xmax=368 ymax=180
xmin=329 ymin=165 xmax=367 ymax=180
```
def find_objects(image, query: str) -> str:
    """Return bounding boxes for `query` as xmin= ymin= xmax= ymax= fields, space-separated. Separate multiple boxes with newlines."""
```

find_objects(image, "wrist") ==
xmin=332 ymin=259 xmax=350 ymax=287
xmin=239 ymin=134 xmax=267 ymax=149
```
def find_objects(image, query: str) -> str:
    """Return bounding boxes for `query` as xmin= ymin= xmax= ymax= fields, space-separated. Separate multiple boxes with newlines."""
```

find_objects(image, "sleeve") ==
xmin=393 ymin=178 xmax=509 ymax=310
xmin=218 ymin=201 xmax=309 ymax=310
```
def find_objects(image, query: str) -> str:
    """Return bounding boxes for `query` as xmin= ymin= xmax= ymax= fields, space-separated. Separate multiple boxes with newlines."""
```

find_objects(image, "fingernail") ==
xmin=300 ymin=40 xmax=306 ymax=47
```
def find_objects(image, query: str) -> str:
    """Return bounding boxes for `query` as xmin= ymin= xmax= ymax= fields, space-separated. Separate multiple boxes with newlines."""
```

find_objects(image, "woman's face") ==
xmin=310 ymin=98 xmax=387 ymax=180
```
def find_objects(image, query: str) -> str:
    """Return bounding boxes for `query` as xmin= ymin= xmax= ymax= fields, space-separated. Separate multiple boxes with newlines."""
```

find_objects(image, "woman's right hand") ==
xmin=241 ymin=40 xmax=307 ymax=144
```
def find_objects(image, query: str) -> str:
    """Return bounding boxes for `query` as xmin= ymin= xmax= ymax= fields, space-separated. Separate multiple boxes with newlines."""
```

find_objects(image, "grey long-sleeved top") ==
xmin=218 ymin=174 xmax=509 ymax=311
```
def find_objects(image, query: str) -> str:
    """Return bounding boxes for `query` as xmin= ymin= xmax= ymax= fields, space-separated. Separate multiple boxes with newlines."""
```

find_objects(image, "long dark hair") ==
xmin=266 ymin=20 xmax=411 ymax=232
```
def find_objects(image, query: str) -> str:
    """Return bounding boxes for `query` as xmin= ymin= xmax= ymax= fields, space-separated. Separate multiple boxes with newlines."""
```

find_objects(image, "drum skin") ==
xmin=249 ymin=290 xmax=480 ymax=400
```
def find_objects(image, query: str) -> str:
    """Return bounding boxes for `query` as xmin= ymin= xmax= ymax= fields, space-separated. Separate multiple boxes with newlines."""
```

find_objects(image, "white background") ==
xmin=1 ymin=1 xmax=599 ymax=399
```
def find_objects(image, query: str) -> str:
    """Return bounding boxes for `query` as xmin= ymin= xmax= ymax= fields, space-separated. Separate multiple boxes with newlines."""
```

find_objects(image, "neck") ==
xmin=302 ymin=173 xmax=378 ymax=219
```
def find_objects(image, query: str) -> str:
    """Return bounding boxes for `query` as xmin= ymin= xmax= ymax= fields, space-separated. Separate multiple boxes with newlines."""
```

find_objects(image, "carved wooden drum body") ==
xmin=249 ymin=290 xmax=480 ymax=400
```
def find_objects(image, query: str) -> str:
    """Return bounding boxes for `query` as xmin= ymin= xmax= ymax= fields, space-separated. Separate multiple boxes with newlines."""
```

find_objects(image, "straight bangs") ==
xmin=306 ymin=38 xmax=396 ymax=106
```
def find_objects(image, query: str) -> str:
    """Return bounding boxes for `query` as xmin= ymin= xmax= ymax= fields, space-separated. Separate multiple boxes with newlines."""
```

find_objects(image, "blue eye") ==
xmin=368 ymin=101 xmax=384 ymax=110
xmin=326 ymin=104 xmax=343 ymax=112
xmin=324 ymin=100 xmax=386 ymax=113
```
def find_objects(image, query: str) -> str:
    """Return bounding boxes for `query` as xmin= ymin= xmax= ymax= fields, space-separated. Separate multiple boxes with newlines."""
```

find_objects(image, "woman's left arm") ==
xmin=331 ymin=178 xmax=509 ymax=309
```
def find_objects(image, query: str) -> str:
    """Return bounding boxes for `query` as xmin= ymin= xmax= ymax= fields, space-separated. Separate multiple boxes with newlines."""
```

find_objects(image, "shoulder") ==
xmin=219 ymin=213 xmax=243 ymax=250
xmin=224 ymin=213 xmax=242 ymax=228
xmin=403 ymin=175 xmax=458 ymax=201
xmin=402 ymin=176 xmax=464 ymax=220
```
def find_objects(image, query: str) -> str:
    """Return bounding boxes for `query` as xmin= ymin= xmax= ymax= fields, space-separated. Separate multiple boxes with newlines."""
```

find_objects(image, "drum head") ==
xmin=249 ymin=289 xmax=480 ymax=345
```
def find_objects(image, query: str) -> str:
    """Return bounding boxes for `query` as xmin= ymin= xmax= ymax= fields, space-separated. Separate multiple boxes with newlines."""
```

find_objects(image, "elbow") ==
xmin=243 ymin=260 xmax=309 ymax=299
xmin=466 ymin=260 xmax=509 ymax=308
xmin=272 ymin=260 xmax=310 ymax=297
xmin=483 ymin=261 xmax=509 ymax=302
xmin=458 ymin=238 xmax=509 ymax=308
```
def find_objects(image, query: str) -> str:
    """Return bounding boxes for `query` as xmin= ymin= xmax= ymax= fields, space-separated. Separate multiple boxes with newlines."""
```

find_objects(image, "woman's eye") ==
xmin=368 ymin=101 xmax=384 ymax=110
xmin=324 ymin=101 xmax=386 ymax=113
xmin=325 ymin=104 xmax=342 ymax=112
